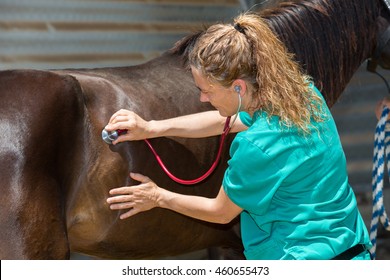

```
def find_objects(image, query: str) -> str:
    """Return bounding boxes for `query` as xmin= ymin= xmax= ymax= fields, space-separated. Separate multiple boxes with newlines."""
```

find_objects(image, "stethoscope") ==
xmin=102 ymin=86 xmax=242 ymax=185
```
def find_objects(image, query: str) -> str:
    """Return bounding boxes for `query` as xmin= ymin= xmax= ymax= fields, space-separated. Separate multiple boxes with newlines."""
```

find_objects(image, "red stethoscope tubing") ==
xmin=143 ymin=116 xmax=231 ymax=185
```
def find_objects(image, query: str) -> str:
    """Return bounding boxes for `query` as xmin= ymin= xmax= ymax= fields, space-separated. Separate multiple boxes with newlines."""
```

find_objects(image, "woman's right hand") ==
xmin=104 ymin=109 xmax=151 ymax=144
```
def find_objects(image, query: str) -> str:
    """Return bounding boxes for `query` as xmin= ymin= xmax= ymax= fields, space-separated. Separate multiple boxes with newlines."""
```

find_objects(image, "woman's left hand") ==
xmin=107 ymin=172 xmax=160 ymax=219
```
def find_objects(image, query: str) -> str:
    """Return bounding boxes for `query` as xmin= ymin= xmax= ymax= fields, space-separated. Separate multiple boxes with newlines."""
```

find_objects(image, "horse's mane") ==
xmin=170 ymin=0 xmax=380 ymax=107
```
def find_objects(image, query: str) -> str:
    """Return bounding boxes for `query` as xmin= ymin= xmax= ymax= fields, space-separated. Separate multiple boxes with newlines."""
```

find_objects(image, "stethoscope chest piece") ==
xmin=102 ymin=129 xmax=119 ymax=145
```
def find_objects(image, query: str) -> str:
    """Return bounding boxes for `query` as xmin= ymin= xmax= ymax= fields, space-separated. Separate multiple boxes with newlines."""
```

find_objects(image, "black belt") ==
xmin=331 ymin=244 xmax=367 ymax=260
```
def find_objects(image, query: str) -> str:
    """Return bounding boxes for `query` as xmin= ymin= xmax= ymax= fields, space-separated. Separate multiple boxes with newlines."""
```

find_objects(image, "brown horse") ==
xmin=1 ymin=0 xmax=390 ymax=259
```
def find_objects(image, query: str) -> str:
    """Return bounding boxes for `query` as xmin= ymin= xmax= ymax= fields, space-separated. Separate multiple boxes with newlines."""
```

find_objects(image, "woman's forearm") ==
xmin=156 ymin=186 xmax=242 ymax=224
xmin=148 ymin=110 xmax=246 ymax=138
xmin=149 ymin=110 xmax=227 ymax=138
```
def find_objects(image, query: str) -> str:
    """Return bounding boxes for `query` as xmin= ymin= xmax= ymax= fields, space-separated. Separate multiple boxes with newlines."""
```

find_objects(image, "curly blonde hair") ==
xmin=188 ymin=13 xmax=325 ymax=133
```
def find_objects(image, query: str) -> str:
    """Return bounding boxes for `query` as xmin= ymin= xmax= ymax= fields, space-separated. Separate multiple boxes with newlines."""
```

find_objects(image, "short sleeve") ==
xmin=239 ymin=111 xmax=253 ymax=127
xmin=222 ymin=135 xmax=282 ymax=215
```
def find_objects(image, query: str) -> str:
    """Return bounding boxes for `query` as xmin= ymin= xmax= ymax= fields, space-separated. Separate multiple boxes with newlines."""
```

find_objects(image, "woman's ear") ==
xmin=232 ymin=79 xmax=247 ymax=96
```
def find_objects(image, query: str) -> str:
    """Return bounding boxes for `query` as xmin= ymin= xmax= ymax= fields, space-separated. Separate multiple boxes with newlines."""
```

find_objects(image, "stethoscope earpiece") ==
xmin=228 ymin=86 xmax=242 ymax=130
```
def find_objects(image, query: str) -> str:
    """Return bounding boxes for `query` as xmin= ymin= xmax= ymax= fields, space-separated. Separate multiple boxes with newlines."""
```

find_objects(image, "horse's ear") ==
xmin=169 ymin=30 xmax=205 ymax=60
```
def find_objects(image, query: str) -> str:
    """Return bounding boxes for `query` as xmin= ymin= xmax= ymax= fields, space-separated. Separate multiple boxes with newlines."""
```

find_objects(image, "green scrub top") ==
xmin=222 ymin=86 xmax=371 ymax=260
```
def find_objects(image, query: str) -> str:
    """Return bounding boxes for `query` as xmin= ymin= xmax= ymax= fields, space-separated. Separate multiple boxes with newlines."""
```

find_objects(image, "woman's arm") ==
xmin=104 ymin=109 xmax=247 ymax=144
xmin=106 ymin=173 xmax=242 ymax=224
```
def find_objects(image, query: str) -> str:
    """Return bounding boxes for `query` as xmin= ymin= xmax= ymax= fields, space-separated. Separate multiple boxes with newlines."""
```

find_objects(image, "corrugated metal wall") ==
xmin=0 ymin=0 xmax=241 ymax=70
xmin=332 ymin=66 xmax=390 ymax=192
xmin=331 ymin=66 xmax=390 ymax=260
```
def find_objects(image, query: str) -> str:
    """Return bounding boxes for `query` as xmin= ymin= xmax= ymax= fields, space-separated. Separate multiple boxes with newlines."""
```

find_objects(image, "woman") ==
xmin=105 ymin=13 xmax=371 ymax=260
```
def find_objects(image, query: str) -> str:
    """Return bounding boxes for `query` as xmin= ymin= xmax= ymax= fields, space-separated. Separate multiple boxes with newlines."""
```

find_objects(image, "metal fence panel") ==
xmin=0 ymin=0 xmax=241 ymax=69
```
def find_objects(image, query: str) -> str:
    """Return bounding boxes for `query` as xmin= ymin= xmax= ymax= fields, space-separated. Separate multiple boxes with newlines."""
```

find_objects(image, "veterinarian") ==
xmin=105 ymin=13 xmax=371 ymax=260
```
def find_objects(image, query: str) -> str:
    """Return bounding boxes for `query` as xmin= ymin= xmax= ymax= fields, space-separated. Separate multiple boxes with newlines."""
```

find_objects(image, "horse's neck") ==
xmin=264 ymin=0 xmax=379 ymax=107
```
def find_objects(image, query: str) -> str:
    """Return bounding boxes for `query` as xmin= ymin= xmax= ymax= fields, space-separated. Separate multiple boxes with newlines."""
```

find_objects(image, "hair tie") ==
xmin=234 ymin=23 xmax=246 ymax=35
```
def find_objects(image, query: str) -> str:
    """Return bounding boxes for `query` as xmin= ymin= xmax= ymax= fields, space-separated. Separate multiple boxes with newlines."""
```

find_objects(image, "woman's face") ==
xmin=191 ymin=67 xmax=240 ymax=117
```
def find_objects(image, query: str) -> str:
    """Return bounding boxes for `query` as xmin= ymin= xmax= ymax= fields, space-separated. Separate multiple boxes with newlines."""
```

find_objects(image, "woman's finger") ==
xmin=130 ymin=172 xmax=152 ymax=183
xmin=108 ymin=109 xmax=130 ymax=124
xmin=108 ymin=187 xmax=134 ymax=196
xmin=105 ymin=117 xmax=132 ymax=133
xmin=120 ymin=208 xmax=141 ymax=220
xmin=109 ymin=201 xmax=135 ymax=210
xmin=106 ymin=116 xmax=131 ymax=129
xmin=106 ymin=194 xmax=133 ymax=204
